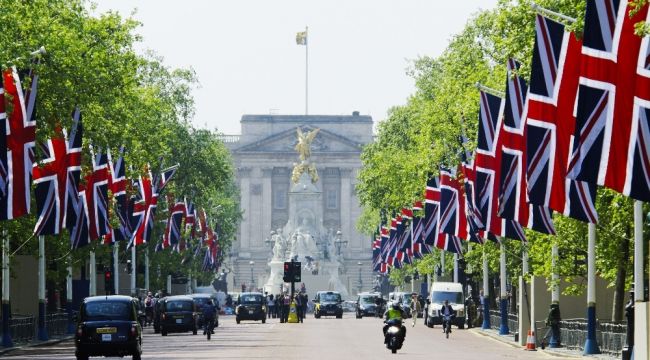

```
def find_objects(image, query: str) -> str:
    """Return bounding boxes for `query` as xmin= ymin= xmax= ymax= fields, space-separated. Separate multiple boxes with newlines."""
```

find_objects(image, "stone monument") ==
xmin=264 ymin=128 xmax=348 ymax=297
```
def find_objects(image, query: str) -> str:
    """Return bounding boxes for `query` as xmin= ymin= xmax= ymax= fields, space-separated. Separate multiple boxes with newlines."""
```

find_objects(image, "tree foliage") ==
xmin=0 ymin=0 xmax=240 ymax=290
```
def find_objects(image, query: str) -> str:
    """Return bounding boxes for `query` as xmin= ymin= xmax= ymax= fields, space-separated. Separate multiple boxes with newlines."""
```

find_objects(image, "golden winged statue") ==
xmin=292 ymin=127 xmax=320 ymax=184
xmin=295 ymin=128 xmax=320 ymax=162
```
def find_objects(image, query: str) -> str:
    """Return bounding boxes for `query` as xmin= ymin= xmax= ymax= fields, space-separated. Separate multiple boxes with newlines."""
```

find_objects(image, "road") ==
xmin=3 ymin=314 xmax=564 ymax=359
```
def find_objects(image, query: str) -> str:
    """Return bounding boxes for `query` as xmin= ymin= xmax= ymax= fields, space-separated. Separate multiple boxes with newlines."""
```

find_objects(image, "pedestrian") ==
xmin=409 ymin=293 xmax=421 ymax=327
xmin=300 ymin=293 xmax=308 ymax=321
xmin=281 ymin=293 xmax=290 ymax=323
xmin=267 ymin=294 xmax=275 ymax=319
xmin=275 ymin=294 xmax=281 ymax=318
xmin=295 ymin=294 xmax=303 ymax=322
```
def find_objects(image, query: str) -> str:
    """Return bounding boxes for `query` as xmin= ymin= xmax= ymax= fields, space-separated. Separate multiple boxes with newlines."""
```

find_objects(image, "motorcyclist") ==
xmin=440 ymin=300 xmax=456 ymax=333
xmin=383 ymin=302 xmax=406 ymax=343
xmin=201 ymin=300 xmax=216 ymax=335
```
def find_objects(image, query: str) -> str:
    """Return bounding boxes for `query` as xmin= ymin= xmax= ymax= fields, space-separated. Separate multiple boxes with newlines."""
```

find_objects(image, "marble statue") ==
xmin=271 ymin=230 xmax=284 ymax=261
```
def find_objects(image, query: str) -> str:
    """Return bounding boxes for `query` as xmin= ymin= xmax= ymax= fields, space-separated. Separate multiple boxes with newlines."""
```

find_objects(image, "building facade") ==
xmin=222 ymin=113 xmax=375 ymax=294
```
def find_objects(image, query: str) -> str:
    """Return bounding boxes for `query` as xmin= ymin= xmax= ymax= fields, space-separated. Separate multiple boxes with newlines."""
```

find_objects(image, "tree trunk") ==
xmin=611 ymin=225 xmax=631 ymax=322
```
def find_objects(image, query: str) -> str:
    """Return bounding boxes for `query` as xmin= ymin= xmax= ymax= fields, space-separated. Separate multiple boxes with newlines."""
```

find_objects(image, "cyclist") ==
xmin=440 ymin=300 xmax=456 ymax=334
xmin=201 ymin=299 xmax=216 ymax=336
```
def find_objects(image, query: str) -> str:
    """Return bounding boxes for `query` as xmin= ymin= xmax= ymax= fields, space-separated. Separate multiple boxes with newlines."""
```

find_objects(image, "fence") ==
xmin=0 ymin=314 xmax=36 ymax=344
xmin=489 ymin=309 xmax=518 ymax=335
xmin=0 ymin=311 xmax=71 ymax=346
xmin=534 ymin=318 xmax=627 ymax=356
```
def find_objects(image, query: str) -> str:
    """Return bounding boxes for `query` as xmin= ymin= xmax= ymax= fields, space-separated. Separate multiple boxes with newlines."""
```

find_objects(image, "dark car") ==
xmin=355 ymin=292 xmax=381 ymax=318
xmin=235 ymin=292 xmax=266 ymax=324
xmin=190 ymin=293 xmax=220 ymax=328
xmin=314 ymin=291 xmax=343 ymax=319
xmin=74 ymin=295 xmax=142 ymax=360
xmin=159 ymin=295 xmax=198 ymax=336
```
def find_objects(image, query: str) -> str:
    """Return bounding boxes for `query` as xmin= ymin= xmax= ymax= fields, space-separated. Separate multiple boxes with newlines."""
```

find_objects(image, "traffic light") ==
xmin=292 ymin=262 xmax=301 ymax=282
xmin=283 ymin=261 xmax=302 ymax=283
xmin=104 ymin=269 xmax=114 ymax=294
xmin=283 ymin=262 xmax=292 ymax=282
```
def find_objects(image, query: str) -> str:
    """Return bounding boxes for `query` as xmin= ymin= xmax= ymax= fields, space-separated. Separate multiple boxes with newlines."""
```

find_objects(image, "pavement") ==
xmin=473 ymin=328 xmax=618 ymax=360
xmin=1 ymin=313 xmax=578 ymax=359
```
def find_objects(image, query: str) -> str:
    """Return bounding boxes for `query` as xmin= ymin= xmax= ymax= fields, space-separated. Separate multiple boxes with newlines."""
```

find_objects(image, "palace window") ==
xmin=274 ymin=188 xmax=287 ymax=209
xmin=326 ymin=189 xmax=338 ymax=209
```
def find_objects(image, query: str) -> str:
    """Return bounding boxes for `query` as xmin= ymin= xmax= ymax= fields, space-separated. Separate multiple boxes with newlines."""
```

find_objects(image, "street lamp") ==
xmin=357 ymin=262 xmax=363 ymax=294
xmin=334 ymin=230 xmax=347 ymax=257
xmin=249 ymin=260 xmax=255 ymax=290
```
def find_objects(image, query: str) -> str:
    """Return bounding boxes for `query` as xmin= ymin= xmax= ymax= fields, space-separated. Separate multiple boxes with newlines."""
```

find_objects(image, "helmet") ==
xmin=392 ymin=302 xmax=401 ymax=310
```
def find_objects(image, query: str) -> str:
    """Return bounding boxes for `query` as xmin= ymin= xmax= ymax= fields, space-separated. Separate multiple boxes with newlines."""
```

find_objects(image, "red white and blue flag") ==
xmin=567 ymin=0 xmax=650 ymax=201
xmin=0 ymin=67 xmax=37 ymax=220
xmin=379 ymin=225 xmax=390 ymax=273
xmin=474 ymin=90 xmax=526 ymax=241
xmin=411 ymin=201 xmax=425 ymax=258
xmin=32 ymin=111 xmax=82 ymax=235
xmin=70 ymin=149 xmax=111 ymax=249
xmin=498 ymin=59 xmax=555 ymax=235
xmin=526 ymin=14 xmax=598 ymax=223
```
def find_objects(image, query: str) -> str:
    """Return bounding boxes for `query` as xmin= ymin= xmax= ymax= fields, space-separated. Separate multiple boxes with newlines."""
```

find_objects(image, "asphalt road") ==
xmin=2 ymin=314 xmax=564 ymax=359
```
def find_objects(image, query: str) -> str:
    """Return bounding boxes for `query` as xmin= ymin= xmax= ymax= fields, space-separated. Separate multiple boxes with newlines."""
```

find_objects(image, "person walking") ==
xmin=409 ymin=293 xmax=421 ymax=327
xmin=267 ymin=294 xmax=275 ymax=319
xmin=281 ymin=293 xmax=290 ymax=323
xmin=295 ymin=294 xmax=304 ymax=323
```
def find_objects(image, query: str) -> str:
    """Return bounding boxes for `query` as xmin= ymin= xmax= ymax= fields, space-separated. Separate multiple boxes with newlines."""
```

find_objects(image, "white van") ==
xmin=424 ymin=282 xmax=465 ymax=329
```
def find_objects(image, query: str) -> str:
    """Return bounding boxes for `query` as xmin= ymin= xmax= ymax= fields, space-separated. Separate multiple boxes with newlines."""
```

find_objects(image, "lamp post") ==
xmin=334 ymin=230 xmax=347 ymax=257
xmin=357 ymin=262 xmax=363 ymax=294
xmin=249 ymin=260 xmax=255 ymax=290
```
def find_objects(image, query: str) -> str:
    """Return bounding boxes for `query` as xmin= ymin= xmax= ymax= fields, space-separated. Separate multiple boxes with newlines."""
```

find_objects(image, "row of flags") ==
xmin=0 ymin=58 xmax=221 ymax=271
xmin=373 ymin=0 xmax=650 ymax=272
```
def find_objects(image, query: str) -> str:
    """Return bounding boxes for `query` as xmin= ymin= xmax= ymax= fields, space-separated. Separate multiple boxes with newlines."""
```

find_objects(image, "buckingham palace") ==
xmin=221 ymin=112 xmax=376 ymax=296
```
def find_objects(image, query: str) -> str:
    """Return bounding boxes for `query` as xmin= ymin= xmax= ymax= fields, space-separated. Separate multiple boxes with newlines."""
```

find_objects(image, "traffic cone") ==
xmin=524 ymin=330 xmax=537 ymax=351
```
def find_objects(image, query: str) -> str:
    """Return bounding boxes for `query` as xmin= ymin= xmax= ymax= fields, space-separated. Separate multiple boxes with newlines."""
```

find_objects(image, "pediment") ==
xmin=233 ymin=126 xmax=363 ymax=153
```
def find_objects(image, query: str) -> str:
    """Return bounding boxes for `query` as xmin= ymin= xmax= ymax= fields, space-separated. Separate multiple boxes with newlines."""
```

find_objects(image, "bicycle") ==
xmin=442 ymin=314 xmax=453 ymax=339
xmin=203 ymin=317 xmax=215 ymax=340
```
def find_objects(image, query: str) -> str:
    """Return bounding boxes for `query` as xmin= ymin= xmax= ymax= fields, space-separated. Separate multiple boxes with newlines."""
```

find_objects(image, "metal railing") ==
xmin=0 ymin=314 xmax=36 ymax=344
xmin=46 ymin=312 xmax=69 ymax=338
xmin=488 ymin=309 xmax=518 ymax=335
xmin=217 ymin=135 xmax=240 ymax=143
xmin=534 ymin=318 xmax=627 ymax=356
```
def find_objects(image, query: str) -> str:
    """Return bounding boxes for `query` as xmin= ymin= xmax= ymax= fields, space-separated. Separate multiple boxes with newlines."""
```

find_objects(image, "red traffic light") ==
xmin=104 ymin=270 xmax=112 ymax=281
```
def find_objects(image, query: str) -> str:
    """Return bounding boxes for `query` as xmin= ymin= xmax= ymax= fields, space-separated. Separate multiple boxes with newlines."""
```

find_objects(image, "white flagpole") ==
xmin=498 ymin=238 xmax=509 ymax=335
xmin=305 ymin=26 xmax=309 ymax=116
xmin=113 ymin=244 xmax=119 ymax=295
xmin=633 ymin=200 xmax=648 ymax=358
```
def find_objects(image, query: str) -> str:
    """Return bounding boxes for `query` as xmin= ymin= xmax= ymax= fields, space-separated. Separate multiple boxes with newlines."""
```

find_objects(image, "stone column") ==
xmin=339 ymin=168 xmax=353 ymax=254
xmin=238 ymin=167 xmax=252 ymax=257
xmin=261 ymin=168 xmax=273 ymax=249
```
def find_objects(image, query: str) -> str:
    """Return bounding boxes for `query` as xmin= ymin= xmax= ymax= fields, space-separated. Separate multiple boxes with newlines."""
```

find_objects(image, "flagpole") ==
xmin=131 ymin=245 xmax=136 ymax=296
xmin=145 ymin=247 xmax=150 ymax=292
xmin=37 ymin=235 xmax=48 ymax=341
xmin=2 ymin=231 xmax=13 ymax=347
xmin=550 ymin=242 xmax=561 ymax=347
xmin=113 ymin=244 xmax=119 ymax=295
xmin=481 ymin=246 xmax=490 ymax=329
xmin=634 ymin=200 xmax=648 ymax=359
xmin=584 ymin=223 xmax=600 ymax=354
xmin=498 ymin=237 xmax=509 ymax=335
xmin=66 ymin=256 xmax=74 ymax=334
xmin=89 ymin=250 xmax=96 ymax=296
xmin=305 ymin=26 xmax=309 ymax=116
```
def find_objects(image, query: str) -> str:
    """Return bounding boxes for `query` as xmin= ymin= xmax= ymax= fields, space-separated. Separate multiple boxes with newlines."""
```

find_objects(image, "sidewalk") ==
xmin=0 ymin=335 xmax=74 ymax=356
xmin=470 ymin=328 xmax=618 ymax=360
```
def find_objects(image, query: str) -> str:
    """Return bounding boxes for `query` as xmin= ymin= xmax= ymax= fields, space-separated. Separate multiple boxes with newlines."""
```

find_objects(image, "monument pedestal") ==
xmin=264 ymin=260 xmax=286 ymax=294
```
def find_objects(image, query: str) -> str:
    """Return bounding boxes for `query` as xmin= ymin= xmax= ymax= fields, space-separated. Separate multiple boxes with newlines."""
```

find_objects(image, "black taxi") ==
xmin=159 ymin=295 xmax=198 ymax=336
xmin=235 ymin=292 xmax=266 ymax=324
xmin=74 ymin=295 xmax=142 ymax=360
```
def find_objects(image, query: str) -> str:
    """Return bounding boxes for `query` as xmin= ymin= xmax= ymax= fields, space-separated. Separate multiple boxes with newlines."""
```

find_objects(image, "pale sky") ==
xmin=93 ymin=0 xmax=499 ymax=135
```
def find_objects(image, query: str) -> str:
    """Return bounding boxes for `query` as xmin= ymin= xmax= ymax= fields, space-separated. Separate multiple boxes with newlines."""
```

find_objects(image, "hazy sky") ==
xmin=93 ymin=0 xmax=498 ymax=135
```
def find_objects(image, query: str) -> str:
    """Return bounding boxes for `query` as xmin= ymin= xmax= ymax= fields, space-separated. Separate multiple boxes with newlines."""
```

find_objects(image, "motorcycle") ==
xmin=384 ymin=319 xmax=404 ymax=354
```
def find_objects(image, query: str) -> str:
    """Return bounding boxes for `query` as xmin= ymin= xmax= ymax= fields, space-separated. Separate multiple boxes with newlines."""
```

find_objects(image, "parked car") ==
xmin=158 ymin=295 xmax=198 ymax=336
xmin=425 ymin=282 xmax=465 ymax=329
xmin=190 ymin=293 xmax=220 ymax=329
xmin=235 ymin=292 xmax=266 ymax=324
xmin=355 ymin=292 xmax=381 ymax=318
xmin=313 ymin=291 xmax=343 ymax=319
xmin=153 ymin=299 xmax=164 ymax=333
xmin=74 ymin=295 xmax=142 ymax=360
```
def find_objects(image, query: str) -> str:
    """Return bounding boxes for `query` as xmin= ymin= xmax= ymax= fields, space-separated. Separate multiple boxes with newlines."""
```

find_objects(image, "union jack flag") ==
xmin=474 ymin=90 xmax=526 ymax=241
xmin=435 ymin=233 xmax=463 ymax=254
xmin=499 ymin=59 xmax=555 ymax=235
xmin=32 ymin=112 xmax=82 ymax=235
xmin=106 ymin=146 xmax=133 ymax=242
xmin=526 ymin=15 xmax=598 ymax=223
xmin=379 ymin=225 xmax=390 ymax=273
xmin=411 ymin=201 xmax=425 ymax=258
xmin=397 ymin=208 xmax=413 ymax=265
xmin=439 ymin=167 xmax=468 ymax=241
xmin=70 ymin=149 xmax=110 ymax=249
xmin=185 ymin=199 xmax=196 ymax=240
xmin=386 ymin=217 xmax=398 ymax=267
xmin=170 ymin=200 xmax=187 ymax=251
xmin=372 ymin=233 xmax=382 ymax=272
xmin=567 ymin=0 xmax=650 ymax=201
xmin=0 ymin=67 xmax=37 ymax=220
xmin=423 ymin=177 xmax=441 ymax=249
xmin=130 ymin=164 xmax=178 ymax=247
